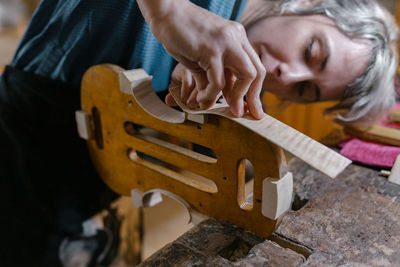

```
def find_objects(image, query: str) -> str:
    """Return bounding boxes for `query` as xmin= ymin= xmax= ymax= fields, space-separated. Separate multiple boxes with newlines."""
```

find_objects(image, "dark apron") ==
xmin=0 ymin=66 xmax=116 ymax=266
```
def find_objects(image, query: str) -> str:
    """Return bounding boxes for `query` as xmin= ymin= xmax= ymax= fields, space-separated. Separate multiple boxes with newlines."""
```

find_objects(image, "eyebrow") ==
xmin=319 ymin=37 xmax=330 ymax=72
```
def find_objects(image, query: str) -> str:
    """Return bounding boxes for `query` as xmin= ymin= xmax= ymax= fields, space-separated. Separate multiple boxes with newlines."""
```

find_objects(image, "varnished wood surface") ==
xmin=80 ymin=64 xmax=353 ymax=237
xmin=80 ymin=64 xmax=287 ymax=237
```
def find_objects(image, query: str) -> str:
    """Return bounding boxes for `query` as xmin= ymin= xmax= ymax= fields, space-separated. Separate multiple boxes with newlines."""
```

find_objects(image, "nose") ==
xmin=271 ymin=61 xmax=313 ymax=86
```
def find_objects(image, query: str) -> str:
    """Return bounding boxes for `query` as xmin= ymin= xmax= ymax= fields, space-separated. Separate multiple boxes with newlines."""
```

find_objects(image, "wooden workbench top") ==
xmin=139 ymin=157 xmax=400 ymax=266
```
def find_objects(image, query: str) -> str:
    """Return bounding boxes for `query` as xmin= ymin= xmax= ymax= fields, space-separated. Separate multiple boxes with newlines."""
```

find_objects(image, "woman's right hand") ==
xmin=137 ymin=0 xmax=266 ymax=119
xmin=165 ymin=63 xmax=197 ymax=108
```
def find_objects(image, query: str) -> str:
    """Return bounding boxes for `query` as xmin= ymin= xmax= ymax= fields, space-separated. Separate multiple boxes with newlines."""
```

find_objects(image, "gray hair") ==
xmin=242 ymin=0 xmax=398 ymax=125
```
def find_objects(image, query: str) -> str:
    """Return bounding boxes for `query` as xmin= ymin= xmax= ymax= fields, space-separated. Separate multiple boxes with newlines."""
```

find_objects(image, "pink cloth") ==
xmin=339 ymin=102 xmax=400 ymax=168
xmin=339 ymin=138 xmax=400 ymax=168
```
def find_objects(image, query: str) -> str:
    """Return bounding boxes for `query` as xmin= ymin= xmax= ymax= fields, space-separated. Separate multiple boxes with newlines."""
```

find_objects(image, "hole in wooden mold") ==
xmin=123 ymin=121 xmax=217 ymax=163
xmin=237 ymin=159 xmax=254 ymax=211
xmin=128 ymin=149 xmax=218 ymax=194
xmin=91 ymin=107 xmax=103 ymax=150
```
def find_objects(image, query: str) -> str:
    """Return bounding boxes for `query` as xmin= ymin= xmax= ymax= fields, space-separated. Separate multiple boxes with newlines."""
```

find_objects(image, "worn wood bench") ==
xmin=139 ymin=157 xmax=400 ymax=266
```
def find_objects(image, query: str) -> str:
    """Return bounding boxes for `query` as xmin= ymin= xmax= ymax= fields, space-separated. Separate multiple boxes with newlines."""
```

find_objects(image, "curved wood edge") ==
xmin=119 ymin=69 xmax=185 ymax=124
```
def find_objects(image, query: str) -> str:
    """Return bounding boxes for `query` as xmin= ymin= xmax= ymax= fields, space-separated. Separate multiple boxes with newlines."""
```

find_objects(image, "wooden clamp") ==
xmin=76 ymin=64 xmax=351 ymax=237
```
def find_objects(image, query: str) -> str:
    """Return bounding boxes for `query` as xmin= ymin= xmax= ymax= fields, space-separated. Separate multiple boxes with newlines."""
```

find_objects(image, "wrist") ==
xmin=137 ymin=0 xmax=187 ymax=30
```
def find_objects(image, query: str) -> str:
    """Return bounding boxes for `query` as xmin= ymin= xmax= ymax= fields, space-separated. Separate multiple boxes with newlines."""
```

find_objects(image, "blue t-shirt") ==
xmin=11 ymin=0 xmax=246 ymax=92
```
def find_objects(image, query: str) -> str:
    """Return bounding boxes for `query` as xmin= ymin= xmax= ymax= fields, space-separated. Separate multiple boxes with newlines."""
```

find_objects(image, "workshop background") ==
xmin=0 ymin=0 xmax=398 ymax=266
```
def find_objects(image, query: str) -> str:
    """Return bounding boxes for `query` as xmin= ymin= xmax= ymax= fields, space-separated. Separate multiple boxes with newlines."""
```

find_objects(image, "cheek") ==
xmin=262 ymin=79 xmax=292 ymax=97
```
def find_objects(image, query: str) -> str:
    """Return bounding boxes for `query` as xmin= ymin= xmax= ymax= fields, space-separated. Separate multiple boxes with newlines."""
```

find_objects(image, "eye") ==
xmin=305 ymin=39 xmax=314 ymax=62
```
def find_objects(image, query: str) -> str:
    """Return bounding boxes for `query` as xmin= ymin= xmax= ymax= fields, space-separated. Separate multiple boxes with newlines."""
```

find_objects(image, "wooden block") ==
xmin=388 ymin=109 xmax=400 ymax=123
xmin=262 ymin=172 xmax=293 ymax=220
xmin=75 ymin=110 xmax=93 ymax=140
xmin=388 ymin=154 xmax=400 ymax=185
xmin=119 ymin=68 xmax=152 ymax=95
xmin=131 ymin=188 xmax=163 ymax=208
xmin=186 ymin=113 xmax=206 ymax=124
xmin=344 ymin=125 xmax=400 ymax=147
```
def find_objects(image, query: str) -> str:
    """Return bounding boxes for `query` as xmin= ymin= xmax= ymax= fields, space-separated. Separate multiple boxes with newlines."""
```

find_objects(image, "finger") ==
xmin=191 ymin=70 xmax=208 ymax=92
xmin=180 ymin=69 xmax=195 ymax=103
xmin=196 ymin=57 xmax=226 ymax=108
xmin=170 ymin=64 xmax=185 ymax=88
xmin=221 ymin=69 xmax=236 ymax=106
xmin=165 ymin=93 xmax=178 ymax=106
xmin=224 ymin=47 xmax=257 ymax=117
xmin=187 ymin=88 xmax=199 ymax=109
xmin=242 ymin=41 xmax=266 ymax=119
xmin=228 ymin=78 xmax=250 ymax=117
xmin=224 ymin=40 xmax=266 ymax=118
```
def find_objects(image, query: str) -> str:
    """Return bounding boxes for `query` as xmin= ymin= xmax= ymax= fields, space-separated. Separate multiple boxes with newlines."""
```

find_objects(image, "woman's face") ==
xmin=247 ymin=14 xmax=370 ymax=102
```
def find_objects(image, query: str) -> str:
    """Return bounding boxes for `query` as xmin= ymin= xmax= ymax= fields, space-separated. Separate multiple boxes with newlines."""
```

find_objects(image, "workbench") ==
xmin=138 ymin=156 xmax=400 ymax=266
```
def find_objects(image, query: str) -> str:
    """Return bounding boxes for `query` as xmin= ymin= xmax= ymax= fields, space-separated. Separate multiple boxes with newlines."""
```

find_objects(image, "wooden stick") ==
xmin=344 ymin=125 xmax=400 ymax=147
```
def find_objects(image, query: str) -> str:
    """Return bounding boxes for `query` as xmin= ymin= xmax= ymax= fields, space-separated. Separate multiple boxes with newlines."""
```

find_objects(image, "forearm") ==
xmin=137 ymin=0 xmax=187 ymax=32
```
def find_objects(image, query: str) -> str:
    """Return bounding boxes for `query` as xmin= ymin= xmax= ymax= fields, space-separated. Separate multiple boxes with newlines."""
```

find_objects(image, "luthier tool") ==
xmin=76 ymin=64 xmax=350 ymax=237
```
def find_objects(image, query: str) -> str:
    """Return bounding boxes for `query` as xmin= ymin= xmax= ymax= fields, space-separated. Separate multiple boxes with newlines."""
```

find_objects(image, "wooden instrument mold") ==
xmin=76 ymin=64 xmax=351 ymax=237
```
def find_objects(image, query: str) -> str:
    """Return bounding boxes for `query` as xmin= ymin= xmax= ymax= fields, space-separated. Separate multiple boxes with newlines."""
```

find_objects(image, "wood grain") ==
xmin=80 ymin=64 xmax=287 ymax=237
xmin=79 ymin=64 xmax=351 ymax=237
xmin=169 ymin=86 xmax=351 ymax=179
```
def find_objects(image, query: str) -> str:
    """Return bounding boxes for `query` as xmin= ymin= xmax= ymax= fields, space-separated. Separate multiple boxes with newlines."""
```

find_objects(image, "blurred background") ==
xmin=0 ymin=0 xmax=398 ymax=265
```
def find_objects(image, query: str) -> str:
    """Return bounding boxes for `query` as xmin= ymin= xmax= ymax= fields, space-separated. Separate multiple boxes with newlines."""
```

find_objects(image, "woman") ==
xmin=0 ymin=0 xmax=396 ymax=265
xmin=168 ymin=0 xmax=399 ymax=125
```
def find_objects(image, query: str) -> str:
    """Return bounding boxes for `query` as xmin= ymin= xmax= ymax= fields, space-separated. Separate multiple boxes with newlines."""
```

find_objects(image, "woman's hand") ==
xmin=165 ymin=63 xmax=197 ymax=108
xmin=137 ymin=0 xmax=265 ymax=119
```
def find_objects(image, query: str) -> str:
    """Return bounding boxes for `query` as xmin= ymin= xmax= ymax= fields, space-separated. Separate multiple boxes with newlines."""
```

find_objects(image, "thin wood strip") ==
xmin=133 ymin=133 xmax=217 ymax=164
xmin=129 ymin=151 xmax=218 ymax=194
xmin=125 ymin=133 xmax=218 ymax=179
xmin=169 ymin=86 xmax=351 ymax=178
